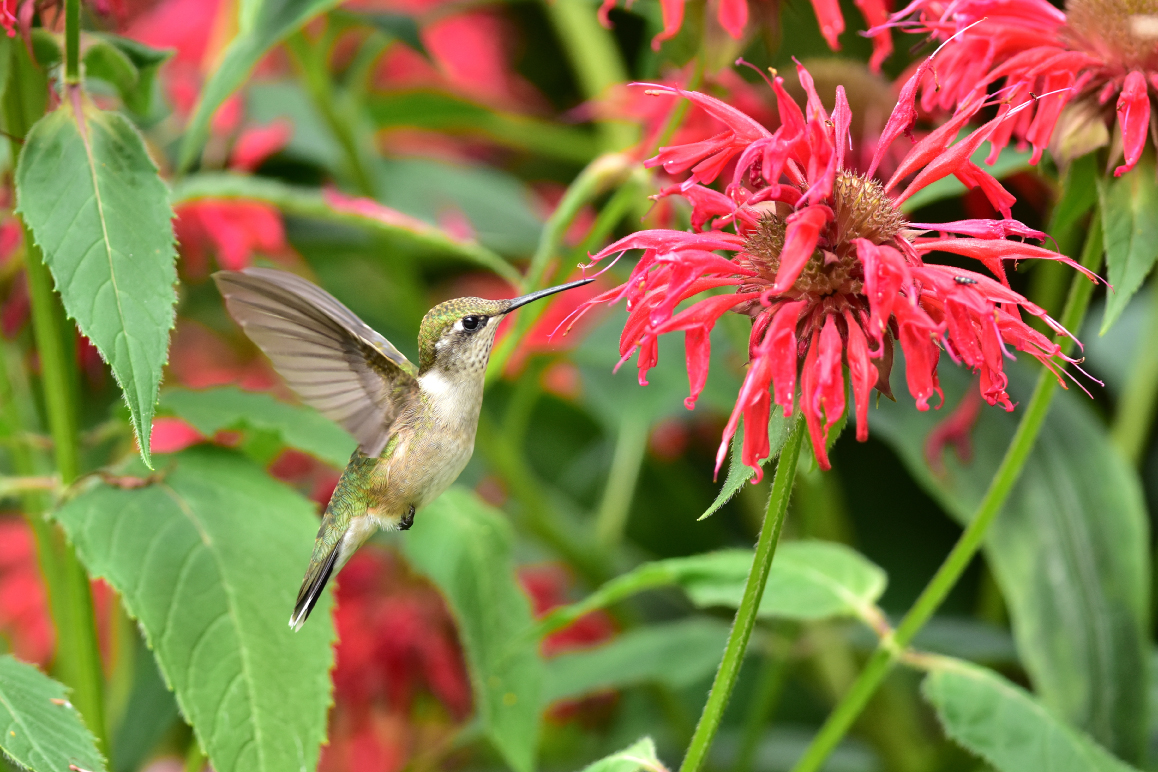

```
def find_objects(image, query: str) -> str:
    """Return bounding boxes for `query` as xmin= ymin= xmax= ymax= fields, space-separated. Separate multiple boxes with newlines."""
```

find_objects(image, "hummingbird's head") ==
xmin=417 ymin=277 xmax=593 ymax=374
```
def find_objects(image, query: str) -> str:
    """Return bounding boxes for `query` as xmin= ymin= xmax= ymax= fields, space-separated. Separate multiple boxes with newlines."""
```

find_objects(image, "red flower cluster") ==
xmin=578 ymin=64 xmax=1095 ymax=474
xmin=0 ymin=519 xmax=53 ymax=666
xmin=887 ymin=0 xmax=1158 ymax=176
xmin=321 ymin=547 xmax=471 ymax=772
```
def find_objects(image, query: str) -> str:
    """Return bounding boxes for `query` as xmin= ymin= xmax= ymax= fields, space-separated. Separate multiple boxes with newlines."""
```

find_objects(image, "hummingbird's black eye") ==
xmin=461 ymin=315 xmax=483 ymax=331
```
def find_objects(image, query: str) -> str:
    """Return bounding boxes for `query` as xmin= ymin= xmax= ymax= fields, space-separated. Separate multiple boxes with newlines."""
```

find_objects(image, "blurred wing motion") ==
xmin=214 ymin=268 xmax=419 ymax=456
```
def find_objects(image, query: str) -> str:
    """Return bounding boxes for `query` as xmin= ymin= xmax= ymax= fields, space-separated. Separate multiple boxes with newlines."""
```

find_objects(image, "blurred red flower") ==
xmin=575 ymin=63 xmax=1096 ymax=473
xmin=520 ymin=564 xmax=617 ymax=657
xmin=0 ymin=518 xmax=53 ymax=666
xmin=320 ymin=546 xmax=470 ymax=772
xmin=888 ymin=0 xmax=1158 ymax=175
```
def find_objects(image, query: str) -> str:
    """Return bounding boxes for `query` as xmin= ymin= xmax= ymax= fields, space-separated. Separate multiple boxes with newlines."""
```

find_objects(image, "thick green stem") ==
xmin=23 ymin=230 xmax=109 ymax=754
xmin=1111 ymin=277 xmax=1158 ymax=465
xmin=679 ymin=417 xmax=804 ymax=772
xmin=594 ymin=415 xmax=649 ymax=548
xmin=542 ymin=0 xmax=636 ymax=152
xmin=789 ymin=213 xmax=1104 ymax=772
xmin=65 ymin=0 xmax=80 ymax=84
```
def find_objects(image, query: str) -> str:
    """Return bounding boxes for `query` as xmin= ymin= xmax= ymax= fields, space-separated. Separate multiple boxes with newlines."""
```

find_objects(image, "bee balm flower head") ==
xmin=574 ymin=63 xmax=1097 ymax=475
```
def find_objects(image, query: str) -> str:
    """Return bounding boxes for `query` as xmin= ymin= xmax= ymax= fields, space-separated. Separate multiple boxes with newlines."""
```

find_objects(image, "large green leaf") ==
xmin=15 ymin=99 xmax=177 ymax=468
xmin=367 ymin=90 xmax=600 ymax=163
xmin=83 ymin=34 xmax=172 ymax=115
xmin=399 ymin=488 xmax=543 ymax=772
xmin=170 ymin=172 xmax=520 ymax=284
xmin=0 ymin=655 xmax=106 ymax=772
xmin=581 ymin=737 xmax=667 ymax=772
xmin=536 ymin=541 xmax=886 ymax=635
xmin=1097 ymin=158 xmax=1158 ymax=333
xmin=922 ymin=658 xmax=1139 ymax=772
xmin=158 ymin=387 xmax=355 ymax=468
xmin=543 ymin=618 xmax=729 ymax=703
xmin=871 ymin=361 xmax=1150 ymax=762
xmin=52 ymin=448 xmax=336 ymax=772
xmin=177 ymin=0 xmax=343 ymax=169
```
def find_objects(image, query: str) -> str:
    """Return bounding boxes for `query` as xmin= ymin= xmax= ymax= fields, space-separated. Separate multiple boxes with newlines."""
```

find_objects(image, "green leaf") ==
xmin=900 ymin=144 xmax=1033 ymax=213
xmin=543 ymin=618 xmax=729 ymax=703
xmin=399 ymin=488 xmax=543 ymax=772
xmin=28 ymin=30 xmax=61 ymax=72
xmin=581 ymin=737 xmax=667 ymax=772
xmin=922 ymin=658 xmax=1139 ymax=772
xmin=367 ymin=90 xmax=599 ymax=163
xmin=83 ymin=35 xmax=172 ymax=114
xmin=15 ymin=99 xmax=177 ymax=468
xmin=680 ymin=541 xmax=887 ymax=620
xmin=158 ymin=387 xmax=355 ymax=468
xmin=536 ymin=541 xmax=886 ymax=635
xmin=52 ymin=448 xmax=336 ymax=772
xmin=1049 ymin=154 xmax=1099 ymax=240
xmin=871 ymin=361 xmax=1150 ymax=762
xmin=700 ymin=414 xmax=789 ymax=520
xmin=0 ymin=655 xmax=107 ymax=772
xmin=349 ymin=11 xmax=427 ymax=54
xmin=170 ymin=172 xmax=521 ymax=285
xmin=1097 ymin=157 xmax=1158 ymax=333
xmin=178 ymin=0 xmax=343 ymax=169
xmin=110 ymin=646 xmax=178 ymax=772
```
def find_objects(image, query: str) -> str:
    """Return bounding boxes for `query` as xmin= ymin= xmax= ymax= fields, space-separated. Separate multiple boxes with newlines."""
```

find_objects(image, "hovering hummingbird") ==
xmin=215 ymin=268 xmax=593 ymax=630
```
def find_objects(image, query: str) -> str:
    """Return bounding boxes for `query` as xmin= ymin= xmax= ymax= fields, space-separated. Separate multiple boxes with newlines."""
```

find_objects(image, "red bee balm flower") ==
xmin=580 ymin=65 xmax=1096 ymax=474
xmin=888 ymin=0 xmax=1158 ymax=175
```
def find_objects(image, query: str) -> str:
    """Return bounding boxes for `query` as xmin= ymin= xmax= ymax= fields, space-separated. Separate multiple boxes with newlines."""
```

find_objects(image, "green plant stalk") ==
xmin=65 ymin=0 xmax=80 ymax=84
xmin=542 ymin=0 xmax=636 ymax=152
xmin=184 ymin=736 xmax=207 ymax=772
xmin=789 ymin=212 xmax=1104 ymax=772
xmin=7 ymin=37 xmax=108 ymax=751
xmin=22 ymin=226 xmax=109 ymax=753
xmin=733 ymin=641 xmax=790 ymax=772
xmin=594 ymin=415 xmax=649 ymax=548
xmin=284 ymin=30 xmax=376 ymax=197
xmin=1111 ymin=277 xmax=1158 ymax=465
xmin=679 ymin=417 xmax=804 ymax=772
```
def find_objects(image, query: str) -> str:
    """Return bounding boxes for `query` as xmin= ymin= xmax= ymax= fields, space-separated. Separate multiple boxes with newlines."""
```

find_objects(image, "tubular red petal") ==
xmin=855 ymin=0 xmax=892 ymax=71
xmin=833 ymin=86 xmax=852 ymax=171
xmin=952 ymin=162 xmax=1016 ymax=219
xmin=771 ymin=206 xmax=831 ymax=292
xmin=758 ymin=299 xmax=809 ymax=414
xmin=800 ymin=334 xmax=832 ymax=469
xmin=1115 ymin=70 xmax=1150 ymax=177
xmin=815 ymin=314 xmax=847 ymax=443
xmin=638 ymin=84 xmax=773 ymax=141
xmin=886 ymin=92 xmax=984 ymax=191
xmin=796 ymin=63 xmax=829 ymax=122
xmin=685 ymin=327 xmax=711 ymax=409
xmin=868 ymin=58 xmax=935 ymax=180
xmin=809 ymin=0 xmax=846 ymax=49
xmin=843 ymin=311 xmax=876 ymax=441
xmin=915 ymin=238 xmax=1100 ymax=282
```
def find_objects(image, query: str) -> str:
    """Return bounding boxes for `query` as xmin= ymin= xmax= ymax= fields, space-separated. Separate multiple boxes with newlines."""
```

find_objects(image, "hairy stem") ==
xmin=679 ymin=417 xmax=804 ymax=772
xmin=789 ymin=212 xmax=1104 ymax=772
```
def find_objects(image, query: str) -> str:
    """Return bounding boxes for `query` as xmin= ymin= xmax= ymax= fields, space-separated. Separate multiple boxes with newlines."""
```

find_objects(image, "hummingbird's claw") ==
xmin=400 ymin=505 xmax=415 ymax=531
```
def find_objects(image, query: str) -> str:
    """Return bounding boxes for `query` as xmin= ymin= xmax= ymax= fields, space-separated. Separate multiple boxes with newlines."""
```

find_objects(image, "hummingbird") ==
xmin=214 ymin=267 xmax=593 ymax=630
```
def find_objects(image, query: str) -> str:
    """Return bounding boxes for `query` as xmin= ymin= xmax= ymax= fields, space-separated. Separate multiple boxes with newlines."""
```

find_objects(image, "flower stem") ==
xmin=789 ymin=212 xmax=1104 ymax=772
xmin=23 ymin=225 xmax=109 ymax=753
xmin=594 ymin=415 xmax=649 ymax=548
xmin=65 ymin=0 xmax=80 ymax=85
xmin=1110 ymin=277 xmax=1158 ymax=465
xmin=679 ymin=416 xmax=804 ymax=772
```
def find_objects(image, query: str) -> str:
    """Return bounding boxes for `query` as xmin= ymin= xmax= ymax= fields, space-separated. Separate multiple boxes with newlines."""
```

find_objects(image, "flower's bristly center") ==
xmin=740 ymin=171 xmax=904 ymax=298
xmin=1067 ymin=0 xmax=1158 ymax=70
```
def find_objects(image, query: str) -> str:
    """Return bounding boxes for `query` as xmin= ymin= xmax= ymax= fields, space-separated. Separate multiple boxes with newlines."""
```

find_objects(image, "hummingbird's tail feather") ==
xmin=290 ymin=542 xmax=341 ymax=632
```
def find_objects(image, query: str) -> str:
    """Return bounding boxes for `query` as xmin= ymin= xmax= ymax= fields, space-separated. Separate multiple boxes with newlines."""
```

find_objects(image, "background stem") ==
xmin=65 ymin=0 xmax=80 ymax=85
xmin=1110 ymin=277 xmax=1158 ymax=465
xmin=679 ymin=417 xmax=804 ymax=772
xmin=594 ymin=415 xmax=649 ymax=548
xmin=789 ymin=212 xmax=1105 ymax=772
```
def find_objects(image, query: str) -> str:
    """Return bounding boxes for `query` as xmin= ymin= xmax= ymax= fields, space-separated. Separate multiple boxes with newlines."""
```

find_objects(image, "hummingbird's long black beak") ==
xmin=500 ymin=277 xmax=594 ymax=314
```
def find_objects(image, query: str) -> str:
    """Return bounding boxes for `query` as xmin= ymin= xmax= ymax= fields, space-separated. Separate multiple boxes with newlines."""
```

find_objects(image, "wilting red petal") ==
xmin=869 ymin=58 xmax=936 ymax=179
xmin=809 ymin=0 xmax=845 ymax=49
xmin=1115 ymin=71 xmax=1150 ymax=177
xmin=894 ymin=300 xmax=943 ymax=410
xmin=771 ymin=206 xmax=831 ymax=293
xmin=760 ymin=299 xmax=808 ymax=414
xmin=800 ymin=334 xmax=831 ymax=469
xmin=230 ymin=120 xmax=292 ymax=172
xmin=597 ymin=0 xmax=616 ymax=26
xmin=924 ymin=386 xmax=982 ymax=473
xmin=813 ymin=315 xmax=846 ymax=452
xmin=718 ymin=0 xmax=748 ymax=38
xmin=855 ymin=0 xmax=892 ymax=71
xmin=652 ymin=0 xmax=686 ymax=48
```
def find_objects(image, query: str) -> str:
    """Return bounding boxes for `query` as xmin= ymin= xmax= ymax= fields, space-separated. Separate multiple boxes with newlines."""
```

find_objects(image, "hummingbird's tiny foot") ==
xmin=400 ymin=505 xmax=415 ymax=531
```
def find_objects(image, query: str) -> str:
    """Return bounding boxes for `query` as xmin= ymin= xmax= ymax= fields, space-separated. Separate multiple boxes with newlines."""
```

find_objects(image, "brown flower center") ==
xmin=741 ymin=171 xmax=904 ymax=298
xmin=1067 ymin=0 xmax=1158 ymax=71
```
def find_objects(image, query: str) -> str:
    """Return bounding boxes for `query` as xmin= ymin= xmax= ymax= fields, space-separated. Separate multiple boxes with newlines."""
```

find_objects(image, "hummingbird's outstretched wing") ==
xmin=214 ymin=268 xmax=419 ymax=456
